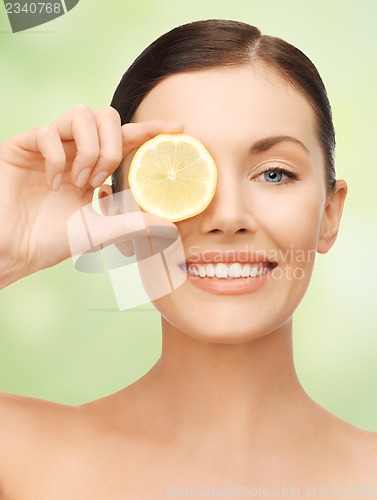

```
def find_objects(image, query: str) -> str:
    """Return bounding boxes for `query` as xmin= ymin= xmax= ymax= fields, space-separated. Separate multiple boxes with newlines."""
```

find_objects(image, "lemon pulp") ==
xmin=128 ymin=133 xmax=217 ymax=222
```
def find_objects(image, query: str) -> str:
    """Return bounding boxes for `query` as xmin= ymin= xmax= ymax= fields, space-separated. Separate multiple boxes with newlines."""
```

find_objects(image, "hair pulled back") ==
xmin=111 ymin=19 xmax=336 ymax=193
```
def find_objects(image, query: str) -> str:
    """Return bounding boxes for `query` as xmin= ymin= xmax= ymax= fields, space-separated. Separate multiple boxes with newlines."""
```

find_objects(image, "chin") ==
xmin=156 ymin=293 xmax=293 ymax=345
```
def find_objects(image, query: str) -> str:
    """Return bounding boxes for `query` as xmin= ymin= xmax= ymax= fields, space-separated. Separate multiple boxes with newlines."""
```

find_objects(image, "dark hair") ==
xmin=110 ymin=19 xmax=336 ymax=193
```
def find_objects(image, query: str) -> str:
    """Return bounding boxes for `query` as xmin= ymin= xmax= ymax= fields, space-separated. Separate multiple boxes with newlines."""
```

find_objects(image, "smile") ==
xmin=178 ymin=253 xmax=278 ymax=295
xmin=185 ymin=262 xmax=273 ymax=279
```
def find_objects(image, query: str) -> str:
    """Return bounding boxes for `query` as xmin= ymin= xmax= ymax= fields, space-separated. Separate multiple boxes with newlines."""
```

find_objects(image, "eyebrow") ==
xmin=250 ymin=135 xmax=310 ymax=155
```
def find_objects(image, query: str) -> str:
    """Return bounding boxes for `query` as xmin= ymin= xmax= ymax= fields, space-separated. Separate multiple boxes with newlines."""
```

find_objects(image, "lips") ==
xmin=179 ymin=250 xmax=278 ymax=295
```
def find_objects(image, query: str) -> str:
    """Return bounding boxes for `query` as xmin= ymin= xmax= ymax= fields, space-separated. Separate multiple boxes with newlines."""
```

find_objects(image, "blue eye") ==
xmin=263 ymin=171 xmax=284 ymax=183
xmin=256 ymin=165 xmax=299 ymax=185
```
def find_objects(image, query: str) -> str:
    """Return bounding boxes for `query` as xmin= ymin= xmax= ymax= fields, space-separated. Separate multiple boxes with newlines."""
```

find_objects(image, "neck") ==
xmin=126 ymin=317 xmax=314 ymax=452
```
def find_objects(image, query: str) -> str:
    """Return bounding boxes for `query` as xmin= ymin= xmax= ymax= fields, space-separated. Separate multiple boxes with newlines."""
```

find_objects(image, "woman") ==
xmin=0 ymin=19 xmax=376 ymax=499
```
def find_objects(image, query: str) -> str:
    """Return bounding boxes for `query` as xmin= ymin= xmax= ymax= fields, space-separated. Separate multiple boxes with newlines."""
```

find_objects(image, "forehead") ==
xmin=133 ymin=66 xmax=322 ymax=166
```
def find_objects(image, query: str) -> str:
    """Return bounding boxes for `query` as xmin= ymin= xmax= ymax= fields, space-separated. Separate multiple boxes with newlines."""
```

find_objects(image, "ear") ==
xmin=98 ymin=184 xmax=135 ymax=257
xmin=317 ymin=179 xmax=348 ymax=254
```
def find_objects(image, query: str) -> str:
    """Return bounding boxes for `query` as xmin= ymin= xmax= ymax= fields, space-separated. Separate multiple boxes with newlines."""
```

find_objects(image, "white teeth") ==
xmin=242 ymin=264 xmax=250 ymax=277
xmin=257 ymin=268 xmax=268 ymax=276
xmin=250 ymin=267 xmax=258 ymax=278
xmin=206 ymin=264 xmax=216 ymax=277
xmin=186 ymin=262 xmax=271 ymax=279
xmin=215 ymin=263 xmax=229 ymax=278
xmin=229 ymin=263 xmax=242 ymax=278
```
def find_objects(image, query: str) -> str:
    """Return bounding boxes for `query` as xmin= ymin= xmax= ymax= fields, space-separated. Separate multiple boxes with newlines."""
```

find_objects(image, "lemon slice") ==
xmin=128 ymin=133 xmax=217 ymax=222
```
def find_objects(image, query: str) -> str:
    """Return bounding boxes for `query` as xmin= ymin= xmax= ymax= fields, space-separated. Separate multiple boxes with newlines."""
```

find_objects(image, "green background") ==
xmin=0 ymin=1 xmax=376 ymax=430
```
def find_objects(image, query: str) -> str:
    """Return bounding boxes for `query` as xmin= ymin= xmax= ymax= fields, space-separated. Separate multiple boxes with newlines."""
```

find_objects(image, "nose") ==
xmin=198 ymin=167 xmax=257 ymax=237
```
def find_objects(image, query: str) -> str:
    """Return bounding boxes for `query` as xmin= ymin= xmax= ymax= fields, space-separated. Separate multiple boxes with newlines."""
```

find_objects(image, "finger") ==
xmin=51 ymin=104 xmax=100 ymax=187
xmin=67 ymin=206 xmax=179 ymax=259
xmin=59 ymin=119 xmax=184 ymax=170
xmin=4 ymin=127 xmax=67 ymax=190
xmin=85 ymin=208 xmax=179 ymax=248
xmin=88 ymin=106 xmax=123 ymax=189
xmin=85 ymin=119 xmax=185 ymax=190
xmin=121 ymin=120 xmax=184 ymax=158
xmin=35 ymin=126 xmax=66 ymax=190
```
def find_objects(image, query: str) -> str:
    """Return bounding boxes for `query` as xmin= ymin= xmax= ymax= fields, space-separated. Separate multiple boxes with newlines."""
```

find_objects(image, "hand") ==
xmin=0 ymin=104 xmax=183 ymax=288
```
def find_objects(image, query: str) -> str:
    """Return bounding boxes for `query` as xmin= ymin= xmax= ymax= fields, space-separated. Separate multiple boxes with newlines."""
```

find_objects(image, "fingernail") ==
xmin=76 ymin=167 xmax=92 ymax=187
xmin=51 ymin=173 xmax=62 ymax=191
xmin=91 ymin=171 xmax=109 ymax=188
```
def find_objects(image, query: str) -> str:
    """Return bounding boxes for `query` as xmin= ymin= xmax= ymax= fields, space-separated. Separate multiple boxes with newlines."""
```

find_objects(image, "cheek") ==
xmin=253 ymin=189 xmax=323 ymax=303
xmin=264 ymin=191 xmax=323 ymax=311
xmin=255 ymin=189 xmax=323 ymax=253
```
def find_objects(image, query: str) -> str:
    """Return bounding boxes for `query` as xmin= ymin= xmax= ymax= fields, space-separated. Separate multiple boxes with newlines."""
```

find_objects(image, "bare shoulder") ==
xmin=0 ymin=390 xmax=74 ymax=454
xmin=0 ymin=391 xmax=147 ymax=499
xmin=0 ymin=390 xmax=76 ymax=437
xmin=0 ymin=392 xmax=83 ymax=496
xmin=350 ymin=425 xmax=377 ymax=469
xmin=334 ymin=417 xmax=377 ymax=481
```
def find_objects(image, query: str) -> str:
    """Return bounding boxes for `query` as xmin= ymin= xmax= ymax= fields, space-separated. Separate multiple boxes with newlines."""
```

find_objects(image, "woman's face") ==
xmin=121 ymin=66 xmax=340 ymax=343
